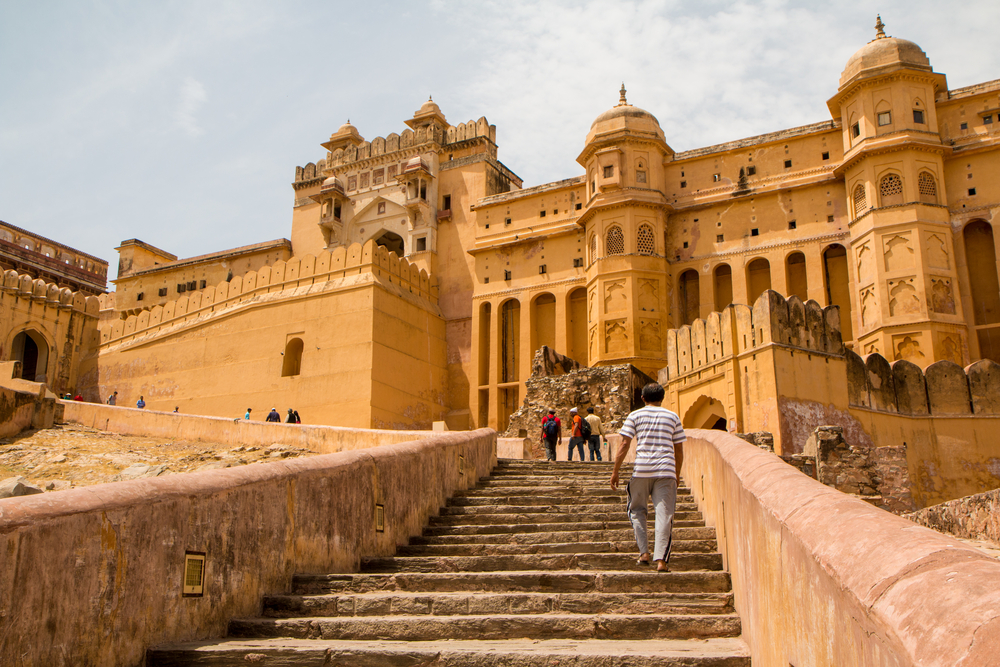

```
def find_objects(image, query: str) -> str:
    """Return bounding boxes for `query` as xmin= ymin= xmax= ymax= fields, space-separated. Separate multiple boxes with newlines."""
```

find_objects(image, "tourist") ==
xmin=265 ymin=407 xmax=281 ymax=423
xmin=293 ymin=410 xmax=301 ymax=424
xmin=107 ymin=391 xmax=117 ymax=406
xmin=568 ymin=407 xmax=586 ymax=461
xmin=136 ymin=396 xmax=146 ymax=409
xmin=73 ymin=394 xmax=83 ymax=401
xmin=173 ymin=406 xmax=179 ymax=413
xmin=244 ymin=408 xmax=252 ymax=420
xmin=585 ymin=407 xmax=604 ymax=461
xmin=286 ymin=408 xmax=296 ymax=423
xmin=610 ymin=382 xmax=685 ymax=573
xmin=540 ymin=409 xmax=561 ymax=461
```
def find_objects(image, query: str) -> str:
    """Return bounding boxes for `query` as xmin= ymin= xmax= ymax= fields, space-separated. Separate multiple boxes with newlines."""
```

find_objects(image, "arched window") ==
xmin=824 ymin=244 xmax=854 ymax=342
xmin=281 ymin=338 xmax=303 ymax=377
xmin=746 ymin=258 xmax=772 ymax=304
xmin=713 ymin=264 xmax=733 ymax=311
xmin=918 ymin=172 xmax=938 ymax=204
xmin=853 ymin=183 xmax=868 ymax=217
xmin=679 ymin=269 xmax=700 ymax=325
xmin=606 ymin=226 xmax=624 ymax=255
xmin=589 ymin=233 xmax=598 ymax=264
xmin=786 ymin=252 xmax=808 ymax=301
xmin=637 ymin=224 xmax=655 ymax=255
xmin=879 ymin=173 xmax=903 ymax=207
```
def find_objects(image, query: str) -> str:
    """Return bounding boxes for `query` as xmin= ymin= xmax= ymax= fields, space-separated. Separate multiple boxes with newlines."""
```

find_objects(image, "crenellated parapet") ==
xmin=847 ymin=352 xmax=1000 ymax=416
xmin=293 ymin=116 xmax=496 ymax=184
xmin=101 ymin=240 xmax=437 ymax=347
xmin=661 ymin=290 xmax=843 ymax=381
xmin=1 ymin=269 xmax=101 ymax=318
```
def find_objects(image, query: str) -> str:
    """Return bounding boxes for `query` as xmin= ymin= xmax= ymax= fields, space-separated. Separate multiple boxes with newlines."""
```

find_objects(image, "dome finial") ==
xmin=618 ymin=83 xmax=628 ymax=107
xmin=874 ymin=14 xmax=886 ymax=39
xmin=428 ymin=95 xmax=433 ymax=101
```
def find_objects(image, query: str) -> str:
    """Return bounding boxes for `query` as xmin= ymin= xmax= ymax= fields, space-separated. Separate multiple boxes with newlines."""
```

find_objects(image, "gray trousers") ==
xmin=626 ymin=476 xmax=677 ymax=563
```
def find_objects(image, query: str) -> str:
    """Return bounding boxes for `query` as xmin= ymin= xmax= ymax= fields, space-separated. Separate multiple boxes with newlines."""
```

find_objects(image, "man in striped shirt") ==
xmin=610 ymin=382 xmax=686 ymax=573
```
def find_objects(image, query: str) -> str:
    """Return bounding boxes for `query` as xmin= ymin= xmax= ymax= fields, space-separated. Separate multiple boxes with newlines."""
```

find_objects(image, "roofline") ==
xmin=1 ymin=220 xmax=109 ymax=266
xmin=118 ymin=239 xmax=292 ymax=279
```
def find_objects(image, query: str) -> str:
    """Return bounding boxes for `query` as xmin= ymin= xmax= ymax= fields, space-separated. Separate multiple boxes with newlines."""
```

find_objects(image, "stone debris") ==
xmin=0 ymin=476 xmax=44 ymax=499
xmin=113 ymin=464 xmax=170 ymax=481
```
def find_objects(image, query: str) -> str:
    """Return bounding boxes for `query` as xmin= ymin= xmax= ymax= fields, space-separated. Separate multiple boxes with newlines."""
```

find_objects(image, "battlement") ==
xmin=294 ymin=117 xmax=496 ymax=183
xmin=1 ymin=269 xmax=101 ymax=317
xmin=101 ymin=240 xmax=437 ymax=347
xmin=848 ymin=351 xmax=1000 ymax=416
xmin=662 ymin=290 xmax=843 ymax=381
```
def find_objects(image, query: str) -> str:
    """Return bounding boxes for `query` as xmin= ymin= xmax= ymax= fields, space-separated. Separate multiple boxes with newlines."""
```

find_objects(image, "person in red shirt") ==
xmin=568 ymin=407 xmax=586 ymax=461
xmin=540 ymin=409 xmax=561 ymax=461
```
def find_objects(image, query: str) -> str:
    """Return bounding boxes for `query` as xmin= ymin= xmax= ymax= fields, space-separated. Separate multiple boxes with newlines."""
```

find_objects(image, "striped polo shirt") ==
xmin=619 ymin=406 xmax=686 ymax=479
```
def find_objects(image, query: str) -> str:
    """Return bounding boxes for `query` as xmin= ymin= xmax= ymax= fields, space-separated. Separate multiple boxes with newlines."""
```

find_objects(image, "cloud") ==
xmin=175 ymin=77 xmax=207 ymax=136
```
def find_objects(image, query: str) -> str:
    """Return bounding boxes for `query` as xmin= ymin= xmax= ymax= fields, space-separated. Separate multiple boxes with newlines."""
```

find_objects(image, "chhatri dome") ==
xmin=587 ymin=84 xmax=665 ymax=144
xmin=840 ymin=15 xmax=932 ymax=88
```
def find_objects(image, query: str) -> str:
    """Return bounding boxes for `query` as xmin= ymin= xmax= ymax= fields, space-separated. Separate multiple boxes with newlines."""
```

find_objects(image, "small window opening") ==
xmin=877 ymin=111 xmax=892 ymax=126
xmin=960 ymin=122 xmax=968 ymax=131
xmin=603 ymin=165 xmax=613 ymax=178
xmin=969 ymin=188 xmax=977 ymax=196
xmin=747 ymin=166 xmax=756 ymax=176
xmin=443 ymin=195 xmax=451 ymax=210
xmin=282 ymin=338 xmax=304 ymax=377
xmin=683 ymin=241 xmax=689 ymax=248
xmin=716 ymin=234 xmax=724 ymax=243
xmin=200 ymin=280 xmax=206 ymax=289
xmin=788 ymin=220 xmax=796 ymax=230
xmin=538 ymin=264 xmax=547 ymax=275
xmin=377 ymin=202 xmax=386 ymax=214
xmin=419 ymin=184 xmax=427 ymax=200
xmin=827 ymin=215 xmax=835 ymax=222
xmin=484 ymin=276 xmax=489 ymax=284
xmin=822 ymin=152 xmax=830 ymax=160
xmin=573 ymin=258 xmax=583 ymax=268
xmin=751 ymin=228 xmax=759 ymax=237
xmin=158 ymin=288 xmax=168 ymax=297
xmin=177 ymin=284 xmax=186 ymax=293
xmin=182 ymin=552 xmax=206 ymax=597
xmin=136 ymin=292 xmax=144 ymax=301
xmin=680 ymin=181 xmax=687 ymax=188
xmin=416 ymin=237 xmax=427 ymax=252
xmin=713 ymin=173 xmax=721 ymax=182
xmin=540 ymin=210 xmax=546 ymax=217
xmin=984 ymin=115 xmax=994 ymax=125
xmin=575 ymin=203 xmax=582 ymax=210
xmin=505 ymin=217 xmax=512 ymax=226
xmin=784 ymin=160 xmax=792 ymax=169
xmin=851 ymin=122 xmax=861 ymax=138
xmin=504 ymin=270 xmax=512 ymax=280
xmin=333 ymin=203 xmax=341 ymax=219
xmin=913 ymin=109 xmax=926 ymax=124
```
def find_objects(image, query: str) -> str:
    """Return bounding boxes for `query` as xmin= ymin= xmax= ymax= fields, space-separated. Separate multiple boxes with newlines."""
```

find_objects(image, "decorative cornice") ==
xmin=472 ymin=275 xmax=585 ymax=301
xmin=680 ymin=230 xmax=849 ymax=264
xmin=848 ymin=202 xmax=950 ymax=228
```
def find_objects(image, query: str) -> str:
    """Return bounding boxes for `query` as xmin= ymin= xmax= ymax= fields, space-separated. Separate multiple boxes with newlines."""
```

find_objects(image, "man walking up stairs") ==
xmin=150 ymin=460 xmax=750 ymax=665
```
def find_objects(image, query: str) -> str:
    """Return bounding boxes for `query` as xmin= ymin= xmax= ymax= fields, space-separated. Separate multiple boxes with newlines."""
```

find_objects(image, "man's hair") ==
xmin=587 ymin=407 xmax=595 ymax=413
xmin=641 ymin=382 xmax=666 ymax=403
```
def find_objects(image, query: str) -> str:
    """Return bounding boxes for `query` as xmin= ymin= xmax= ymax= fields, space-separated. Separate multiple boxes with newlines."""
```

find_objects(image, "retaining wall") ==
xmin=59 ymin=400 xmax=437 ymax=454
xmin=684 ymin=428 xmax=1000 ymax=666
xmin=0 ymin=429 xmax=496 ymax=666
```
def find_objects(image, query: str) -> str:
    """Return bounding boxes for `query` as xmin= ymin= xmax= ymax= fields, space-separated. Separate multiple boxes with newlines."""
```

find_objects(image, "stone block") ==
xmin=0 ymin=476 xmax=43 ymax=499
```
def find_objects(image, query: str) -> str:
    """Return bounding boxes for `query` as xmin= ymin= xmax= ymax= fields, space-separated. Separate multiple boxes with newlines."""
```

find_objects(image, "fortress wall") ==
xmin=60 ymin=401 xmax=440 ymax=453
xmin=92 ymin=269 xmax=448 ymax=429
xmin=904 ymin=487 xmax=1000 ymax=545
xmin=100 ymin=240 xmax=436 ymax=348
xmin=685 ymin=428 xmax=1000 ymax=667
xmin=0 ymin=429 xmax=496 ymax=667
xmin=1 ymin=269 xmax=101 ymax=396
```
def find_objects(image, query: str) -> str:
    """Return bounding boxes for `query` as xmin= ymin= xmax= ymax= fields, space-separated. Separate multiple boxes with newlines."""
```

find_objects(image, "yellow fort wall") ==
xmin=89 ymin=240 xmax=446 ymax=429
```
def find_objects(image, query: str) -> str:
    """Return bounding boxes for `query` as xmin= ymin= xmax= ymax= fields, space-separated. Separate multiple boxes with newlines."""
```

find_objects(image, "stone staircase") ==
xmin=148 ymin=459 xmax=750 ymax=666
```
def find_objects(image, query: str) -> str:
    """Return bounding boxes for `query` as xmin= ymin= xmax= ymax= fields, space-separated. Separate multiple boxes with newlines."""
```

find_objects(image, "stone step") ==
xmin=261 ymin=590 xmax=734 ymax=618
xmin=409 ymin=526 xmax=717 ymax=546
xmin=422 ymin=519 xmax=704 ymax=536
xmin=496 ymin=460 xmax=631 ymax=468
xmin=147 ymin=637 xmax=752 ymax=667
xmin=439 ymin=504 xmax=702 ymax=518
xmin=428 ymin=512 xmax=703 ymax=526
xmin=359 ymin=553 xmax=724 ymax=574
xmin=292 ymin=571 xmax=734 ymax=595
xmin=226 ymin=612 xmax=742 ymax=642
xmin=455 ymin=486 xmax=693 ymax=499
xmin=449 ymin=495 xmax=698 ymax=508
xmin=396 ymin=539 xmax=718 ymax=557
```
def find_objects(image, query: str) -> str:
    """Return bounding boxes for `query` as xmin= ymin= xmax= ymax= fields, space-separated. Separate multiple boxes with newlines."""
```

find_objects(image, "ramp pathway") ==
xmin=149 ymin=459 xmax=750 ymax=666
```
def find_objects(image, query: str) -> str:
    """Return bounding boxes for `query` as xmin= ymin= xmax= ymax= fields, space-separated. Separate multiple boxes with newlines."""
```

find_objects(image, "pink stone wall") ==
xmin=0 ymin=429 xmax=496 ymax=666
xmin=684 ymin=428 xmax=1000 ymax=666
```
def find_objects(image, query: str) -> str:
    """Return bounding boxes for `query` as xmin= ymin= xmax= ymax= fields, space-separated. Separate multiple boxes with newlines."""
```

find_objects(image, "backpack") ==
xmin=543 ymin=417 xmax=559 ymax=438
xmin=579 ymin=417 xmax=592 ymax=439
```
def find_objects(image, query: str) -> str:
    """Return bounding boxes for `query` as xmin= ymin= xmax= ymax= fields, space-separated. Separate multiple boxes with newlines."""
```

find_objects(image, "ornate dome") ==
xmin=587 ymin=84 xmax=664 ymax=143
xmin=840 ymin=16 xmax=931 ymax=88
xmin=419 ymin=97 xmax=442 ymax=115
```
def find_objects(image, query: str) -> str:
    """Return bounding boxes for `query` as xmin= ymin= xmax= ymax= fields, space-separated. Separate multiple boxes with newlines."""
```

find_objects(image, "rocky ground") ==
xmin=0 ymin=423 xmax=314 ymax=495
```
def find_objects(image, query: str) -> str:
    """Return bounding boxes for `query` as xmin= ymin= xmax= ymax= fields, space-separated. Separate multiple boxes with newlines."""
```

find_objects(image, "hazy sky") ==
xmin=2 ymin=1 xmax=999 ymax=277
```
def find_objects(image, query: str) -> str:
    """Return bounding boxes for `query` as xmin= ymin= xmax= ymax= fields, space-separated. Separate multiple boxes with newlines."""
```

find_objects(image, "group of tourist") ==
xmin=540 ymin=383 xmax=686 ymax=574
xmin=249 ymin=407 xmax=302 ymax=424
xmin=539 ymin=406 xmax=607 ymax=461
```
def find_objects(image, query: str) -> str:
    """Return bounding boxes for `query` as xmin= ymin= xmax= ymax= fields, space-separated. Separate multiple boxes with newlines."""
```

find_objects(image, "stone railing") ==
xmin=0 ymin=429 xmax=496 ymax=666
xmin=101 ymin=240 xmax=437 ymax=347
xmin=684 ymin=429 xmax=1000 ymax=666
xmin=847 ymin=352 xmax=1000 ymax=415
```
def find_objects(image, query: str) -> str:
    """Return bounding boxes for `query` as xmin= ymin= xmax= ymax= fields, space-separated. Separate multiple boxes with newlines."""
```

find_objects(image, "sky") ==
xmin=2 ymin=0 xmax=999 ymax=277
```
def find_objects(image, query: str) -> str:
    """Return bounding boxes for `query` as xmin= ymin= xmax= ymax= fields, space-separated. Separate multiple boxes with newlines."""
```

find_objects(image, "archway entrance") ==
xmin=11 ymin=330 xmax=48 ymax=382
xmin=374 ymin=231 xmax=405 ymax=257
xmin=683 ymin=395 xmax=728 ymax=430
